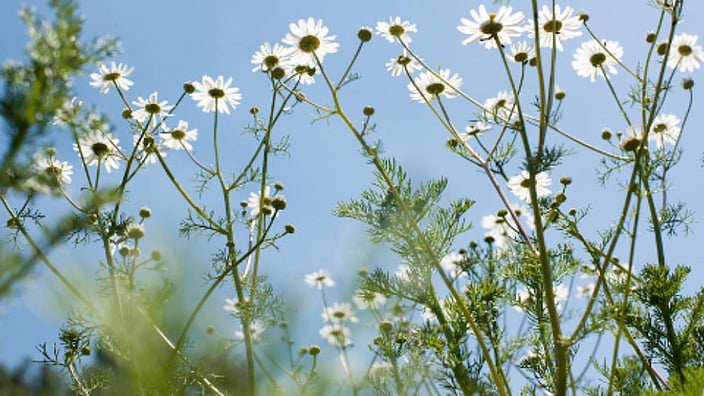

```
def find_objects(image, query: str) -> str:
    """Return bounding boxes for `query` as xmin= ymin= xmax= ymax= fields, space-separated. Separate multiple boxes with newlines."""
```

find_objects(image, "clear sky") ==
xmin=1 ymin=0 xmax=703 ymax=385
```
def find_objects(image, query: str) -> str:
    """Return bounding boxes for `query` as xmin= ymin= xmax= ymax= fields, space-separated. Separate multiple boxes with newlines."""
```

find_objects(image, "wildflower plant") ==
xmin=2 ymin=0 xmax=704 ymax=395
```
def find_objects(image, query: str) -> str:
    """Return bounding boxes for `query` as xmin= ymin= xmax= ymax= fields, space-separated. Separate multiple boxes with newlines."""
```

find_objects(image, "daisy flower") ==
xmin=133 ymin=134 xmax=166 ymax=164
xmin=305 ymin=269 xmax=335 ymax=289
xmin=376 ymin=17 xmax=417 ymax=43
xmin=352 ymin=290 xmax=387 ymax=310
xmin=667 ymin=33 xmax=704 ymax=72
xmin=510 ymin=41 xmax=535 ymax=63
xmin=89 ymin=62 xmax=134 ymax=94
xmin=161 ymin=120 xmax=198 ymax=151
xmin=620 ymin=125 xmax=644 ymax=152
xmin=481 ymin=203 xmax=534 ymax=249
xmin=291 ymin=64 xmax=317 ymax=85
xmin=251 ymin=42 xmax=292 ymax=73
xmin=440 ymin=251 xmax=465 ymax=278
xmin=282 ymin=18 xmax=339 ymax=67
xmin=483 ymin=90 xmax=515 ymax=122
xmin=73 ymin=130 xmax=122 ymax=173
xmin=458 ymin=121 xmax=491 ymax=140
xmin=319 ymin=324 xmax=351 ymax=347
xmin=32 ymin=152 xmax=73 ymax=186
xmin=507 ymin=170 xmax=552 ymax=202
xmin=385 ymin=52 xmax=423 ymax=77
xmin=191 ymin=75 xmax=242 ymax=114
xmin=649 ymin=113 xmax=681 ymax=149
xmin=223 ymin=297 xmax=241 ymax=315
xmin=458 ymin=5 xmax=525 ymax=49
xmin=322 ymin=302 xmax=359 ymax=323
xmin=407 ymin=69 xmax=463 ymax=103
xmin=528 ymin=5 xmax=583 ymax=51
xmin=246 ymin=186 xmax=274 ymax=218
xmin=235 ymin=320 xmax=266 ymax=343
xmin=132 ymin=92 xmax=173 ymax=125
xmin=571 ymin=40 xmax=624 ymax=82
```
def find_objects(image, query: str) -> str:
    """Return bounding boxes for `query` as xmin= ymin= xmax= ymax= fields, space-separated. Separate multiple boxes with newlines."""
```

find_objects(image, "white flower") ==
xmin=507 ymin=171 xmax=552 ymax=202
xmin=458 ymin=5 xmax=524 ymax=49
xmin=89 ymin=62 xmax=134 ymax=94
xmin=133 ymin=134 xmax=166 ymax=164
xmin=667 ymin=33 xmax=704 ymax=72
xmin=73 ymin=130 xmax=122 ymax=173
xmin=161 ymin=120 xmax=198 ymax=151
xmin=576 ymin=281 xmax=595 ymax=299
xmin=32 ymin=152 xmax=73 ymax=186
xmin=458 ymin=122 xmax=491 ymax=140
xmin=246 ymin=186 xmax=273 ymax=218
xmin=620 ymin=125 xmax=644 ymax=151
xmin=385 ymin=52 xmax=423 ymax=77
xmin=483 ymin=90 xmax=515 ymax=122
xmin=649 ymin=113 xmax=681 ymax=149
xmin=528 ymin=5 xmax=583 ymax=51
xmin=191 ymin=75 xmax=242 ymax=114
xmin=440 ymin=252 xmax=465 ymax=278
xmin=510 ymin=41 xmax=535 ymax=63
xmin=132 ymin=92 xmax=173 ymax=125
xmin=481 ymin=203 xmax=534 ymax=249
xmin=352 ymin=291 xmax=387 ymax=310
xmin=251 ymin=42 xmax=292 ymax=73
xmin=282 ymin=18 xmax=339 ymax=67
xmin=223 ymin=297 xmax=241 ymax=315
xmin=571 ymin=40 xmax=624 ymax=82
xmin=305 ymin=269 xmax=335 ymax=289
xmin=235 ymin=320 xmax=266 ymax=343
xmin=290 ymin=64 xmax=317 ymax=85
xmin=408 ymin=69 xmax=463 ymax=103
xmin=322 ymin=302 xmax=358 ymax=323
xmin=376 ymin=17 xmax=417 ymax=43
xmin=319 ymin=324 xmax=351 ymax=347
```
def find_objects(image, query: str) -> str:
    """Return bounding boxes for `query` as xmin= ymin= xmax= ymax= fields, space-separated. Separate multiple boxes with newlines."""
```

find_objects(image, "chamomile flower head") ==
xmin=31 ymin=151 xmax=73 ymax=187
xmin=408 ymin=69 xmax=463 ymax=103
xmin=620 ymin=125 xmax=644 ymax=152
xmin=235 ymin=320 xmax=266 ymax=343
xmin=481 ymin=203 xmax=534 ymax=249
xmin=385 ymin=51 xmax=423 ymax=77
xmin=89 ymin=62 xmax=134 ymax=94
xmin=322 ymin=302 xmax=358 ymax=323
xmin=507 ymin=170 xmax=552 ymax=202
xmin=251 ymin=42 xmax=292 ymax=73
xmin=667 ymin=33 xmax=704 ymax=72
xmin=319 ymin=324 xmax=351 ymax=347
xmin=440 ymin=251 xmax=466 ymax=278
xmin=571 ymin=40 xmax=624 ymax=82
xmin=191 ymin=75 xmax=242 ymax=114
xmin=458 ymin=5 xmax=525 ymax=49
xmin=161 ymin=120 xmax=198 ymax=151
xmin=510 ymin=41 xmax=535 ymax=63
xmin=528 ymin=5 xmax=583 ymax=51
xmin=282 ymin=18 xmax=339 ymax=67
xmin=133 ymin=134 xmax=166 ymax=164
xmin=73 ymin=130 xmax=122 ymax=173
xmin=291 ymin=64 xmax=317 ymax=85
xmin=649 ymin=113 xmax=681 ymax=149
xmin=352 ymin=290 xmax=387 ymax=310
xmin=132 ymin=92 xmax=173 ymax=125
xmin=305 ymin=269 xmax=335 ymax=289
xmin=458 ymin=121 xmax=491 ymax=140
xmin=246 ymin=186 xmax=275 ymax=218
xmin=483 ymin=90 xmax=515 ymax=122
xmin=376 ymin=17 xmax=417 ymax=43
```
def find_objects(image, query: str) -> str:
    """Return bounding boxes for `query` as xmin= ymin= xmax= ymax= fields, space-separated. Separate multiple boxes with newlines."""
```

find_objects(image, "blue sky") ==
xmin=1 ymin=0 xmax=704 ymax=386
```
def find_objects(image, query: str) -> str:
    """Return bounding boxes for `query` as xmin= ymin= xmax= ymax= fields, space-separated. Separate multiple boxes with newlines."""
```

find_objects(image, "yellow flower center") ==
xmin=480 ymin=13 xmax=504 ymax=36
xmin=425 ymin=82 xmax=445 ymax=96
xmin=678 ymin=44 xmax=693 ymax=56
xmin=389 ymin=25 xmax=405 ymax=37
xmin=299 ymin=35 xmax=320 ymax=53
xmin=263 ymin=55 xmax=280 ymax=69
xmin=208 ymin=88 xmax=225 ymax=99
xmin=103 ymin=72 xmax=120 ymax=82
xmin=589 ymin=53 xmax=607 ymax=67
xmin=543 ymin=19 xmax=563 ymax=34
xmin=145 ymin=103 xmax=161 ymax=114
xmin=91 ymin=142 xmax=109 ymax=157
xmin=171 ymin=129 xmax=186 ymax=140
